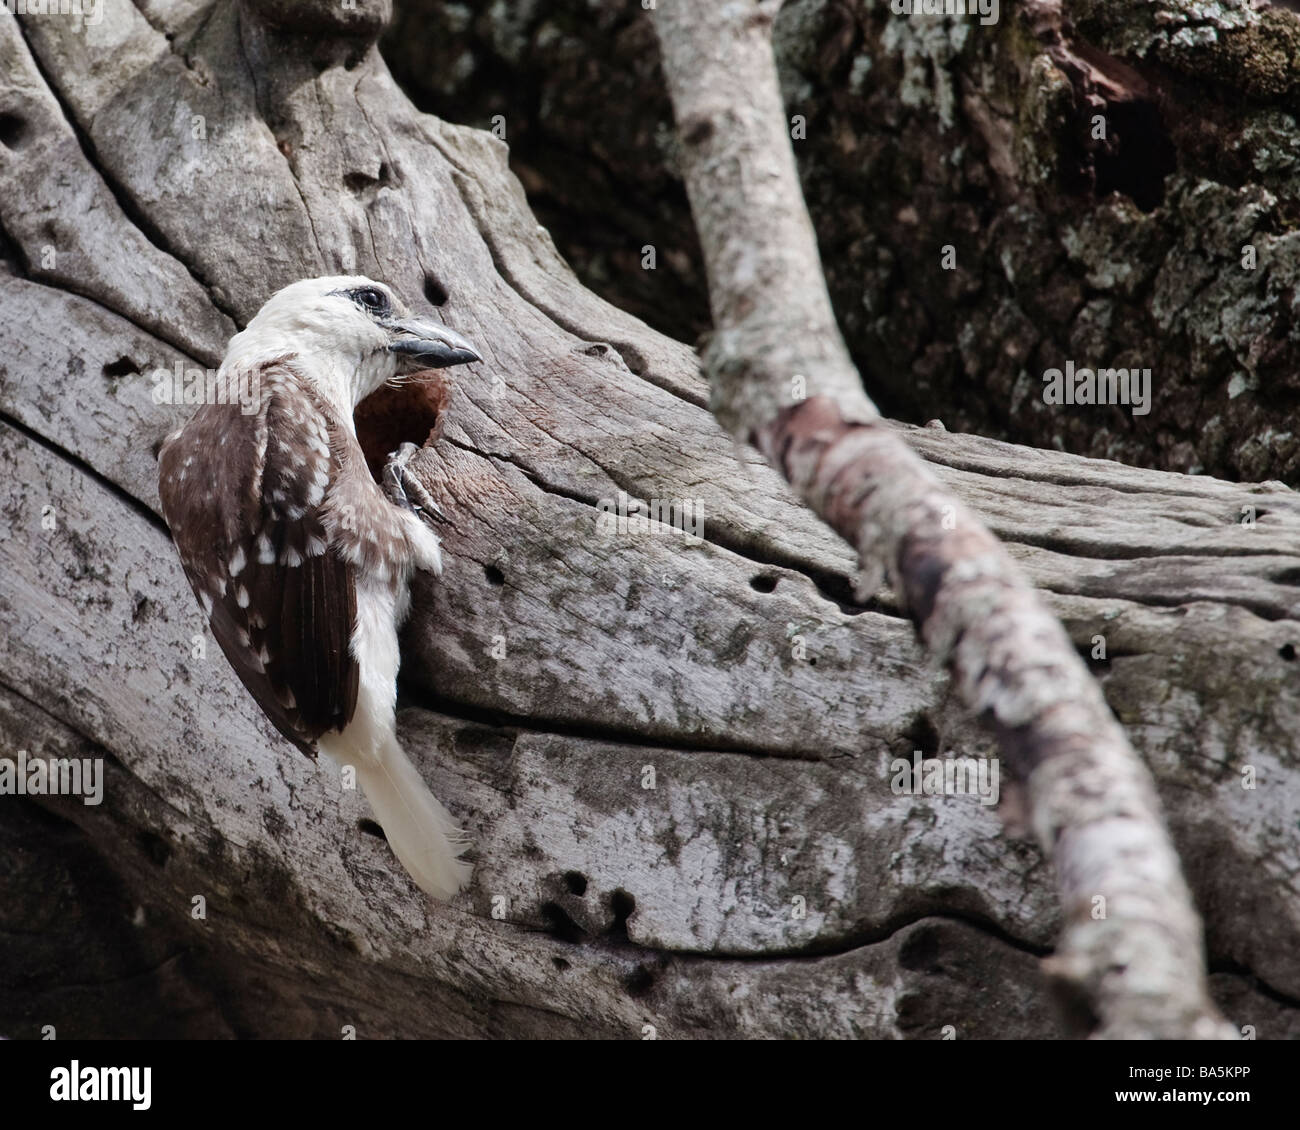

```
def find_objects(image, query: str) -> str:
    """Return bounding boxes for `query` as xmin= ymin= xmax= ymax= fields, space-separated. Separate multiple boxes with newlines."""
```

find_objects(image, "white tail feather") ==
xmin=350 ymin=737 xmax=471 ymax=900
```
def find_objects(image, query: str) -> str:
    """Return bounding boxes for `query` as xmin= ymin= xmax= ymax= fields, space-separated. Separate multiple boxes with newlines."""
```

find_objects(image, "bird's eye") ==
xmin=351 ymin=287 xmax=389 ymax=315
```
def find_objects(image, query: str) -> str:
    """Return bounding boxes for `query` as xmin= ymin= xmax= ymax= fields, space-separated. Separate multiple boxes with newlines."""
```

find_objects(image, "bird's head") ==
xmin=224 ymin=275 xmax=481 ymax=408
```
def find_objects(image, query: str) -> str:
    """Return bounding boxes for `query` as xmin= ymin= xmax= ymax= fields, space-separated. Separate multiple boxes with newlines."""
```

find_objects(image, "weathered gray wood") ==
xmin=0 ymin=0 xmax=1296 ymax=1037
xmin=1 ymin=421 xmax=1295 ymax=1038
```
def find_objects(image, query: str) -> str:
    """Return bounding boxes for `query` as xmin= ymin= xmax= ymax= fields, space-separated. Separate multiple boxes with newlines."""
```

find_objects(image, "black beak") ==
xmin=386 ymin=317 xmax=481 ymax=368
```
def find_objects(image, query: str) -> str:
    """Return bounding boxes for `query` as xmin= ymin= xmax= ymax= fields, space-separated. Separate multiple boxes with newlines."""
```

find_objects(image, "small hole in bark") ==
xmin=541 ymin=902 xmax=587 ymax=944
xmin=750 ymin=575 xmax=778 ymax=593
xmin=343 ymin=166 xmax=390 ymax=193
xmin=682 ymin=115 xmax=715 ymax=146
xmin=625 ymin=965 xmax=655 ymax=997
xmin=1093 ymin=98 xmax=1176 ymax=213
xmin=902 ymin=712 xmax=941 ymax=758
xmin=563 ymin=870 xmax=588 ymax=896
xmin=608 ymin=888 xmax=636 ymax=942
xmin=484 ymin=564 xmax=505 ymax=586
xmin=1079 ymin=641 xmax=1111 ymax=669
xmin=892 ymin=989 xmax=929 ymax=1031
xmin=552 ymin=957 xmax=570 ymax=972
xmin=136 ymin=829 xmax=172 ymax=868
xmin=358 ymin=818 xmax=386 ymax=840
xmin=1280 ymin=644 xmax=1296 ymax=662
xmin=0 ymin=113 xmax=28 ymax=149
xmin=423 ymin=276 xmax=449 ymax=307
xmin=102 ymin=356 xmax=140 ymax=380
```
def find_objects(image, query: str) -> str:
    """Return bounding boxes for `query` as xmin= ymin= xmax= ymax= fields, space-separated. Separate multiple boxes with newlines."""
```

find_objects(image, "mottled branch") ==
xmin=651 ymin=0 xmax=1233 ymax=1039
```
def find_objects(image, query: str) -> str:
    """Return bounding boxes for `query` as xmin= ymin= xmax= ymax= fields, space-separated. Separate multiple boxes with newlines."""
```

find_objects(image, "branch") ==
xmin=651 ymin=0 xmax=1233 ymax=1039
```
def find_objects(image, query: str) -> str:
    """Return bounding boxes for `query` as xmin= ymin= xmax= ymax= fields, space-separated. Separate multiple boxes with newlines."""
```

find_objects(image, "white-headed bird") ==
xmin=158 ymin=276 xmax=479 ymax=899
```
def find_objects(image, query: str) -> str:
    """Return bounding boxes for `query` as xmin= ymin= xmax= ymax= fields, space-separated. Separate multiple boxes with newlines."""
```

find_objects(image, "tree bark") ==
xmin=0 ymin=0 xmax=1296 ymax=1038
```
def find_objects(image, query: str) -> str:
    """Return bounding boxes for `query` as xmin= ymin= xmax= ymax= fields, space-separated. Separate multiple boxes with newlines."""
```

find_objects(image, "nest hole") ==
xmin=354 ymin=375 xmax=451 ymax=483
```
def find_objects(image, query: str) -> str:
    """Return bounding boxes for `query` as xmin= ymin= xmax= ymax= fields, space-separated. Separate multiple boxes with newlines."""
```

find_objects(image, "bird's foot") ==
xmin=384 ymin=442 xmax=451 ymax=528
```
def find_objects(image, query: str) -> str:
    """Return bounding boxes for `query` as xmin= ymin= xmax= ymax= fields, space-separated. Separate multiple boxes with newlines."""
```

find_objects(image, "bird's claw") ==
xmin=384 ymin=442 xmax=452 ymax=527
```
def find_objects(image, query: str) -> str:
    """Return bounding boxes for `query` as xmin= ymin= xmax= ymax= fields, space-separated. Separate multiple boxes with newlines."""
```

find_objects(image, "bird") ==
xmin=157 ymin=276 xmax=480 ymax=899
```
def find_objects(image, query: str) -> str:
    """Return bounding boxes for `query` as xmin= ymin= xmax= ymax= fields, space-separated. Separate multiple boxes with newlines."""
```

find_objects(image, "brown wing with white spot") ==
xmin=157 ymin=360 xmax=359 ymax=757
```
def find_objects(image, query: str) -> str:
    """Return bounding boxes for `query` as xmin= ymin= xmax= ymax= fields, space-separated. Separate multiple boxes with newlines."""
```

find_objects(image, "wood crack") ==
xmin=12 ymin=18 xmax=242 ymax=330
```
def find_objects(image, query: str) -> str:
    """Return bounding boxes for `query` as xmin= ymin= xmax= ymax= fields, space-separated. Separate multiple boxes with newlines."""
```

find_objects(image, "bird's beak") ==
xmin=386 ymin=317 xmax=481 ymax=368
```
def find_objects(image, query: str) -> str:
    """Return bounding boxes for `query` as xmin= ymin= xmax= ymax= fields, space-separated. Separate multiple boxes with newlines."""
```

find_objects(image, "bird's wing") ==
xmin=158 ymin=360 xmax=359 ymax=757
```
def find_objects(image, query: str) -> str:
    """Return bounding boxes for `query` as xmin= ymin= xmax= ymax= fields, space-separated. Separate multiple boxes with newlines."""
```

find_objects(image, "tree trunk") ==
xmin=0 ymin=0 xmax=1295 ymax=1038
